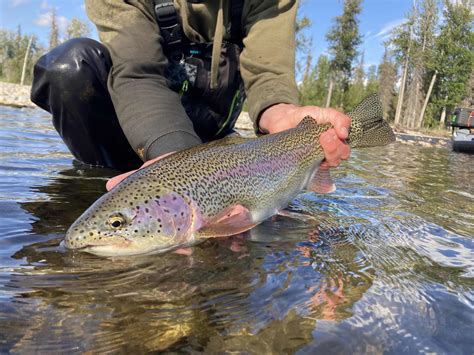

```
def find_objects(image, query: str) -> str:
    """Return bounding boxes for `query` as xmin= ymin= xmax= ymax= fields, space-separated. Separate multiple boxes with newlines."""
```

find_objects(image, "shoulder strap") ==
xmin=153 ymin=0 xmax=183 ymax=48
xmin=154 ymin=0 xmax=244 ymax=48
xmin=230 ymin=0 xmax=244 ymax=47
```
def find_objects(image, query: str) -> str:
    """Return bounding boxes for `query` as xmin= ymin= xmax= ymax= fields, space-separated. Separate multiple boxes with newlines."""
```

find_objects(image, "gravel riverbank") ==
xmin=0 ymin=81 xmax=255 ymax=130
xmin=0 ymin=82 xmax=36 ymax=108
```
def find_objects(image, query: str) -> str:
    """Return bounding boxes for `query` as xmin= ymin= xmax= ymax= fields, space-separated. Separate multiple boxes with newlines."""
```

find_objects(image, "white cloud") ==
xmin=34 ymin=11 xmax=69 ymax=33
xmin=374 ymin=18 xmax=406 ymax=40
xmin=10 ymin=0 xmax=29 ymax=7
xmin=57 ymin=16 xmax=69 ymax=33
xmin=34 ymin=12 xmax=52 ymax=27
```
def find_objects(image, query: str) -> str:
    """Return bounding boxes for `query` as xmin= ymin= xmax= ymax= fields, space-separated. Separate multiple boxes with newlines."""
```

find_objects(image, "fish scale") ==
xmin=64 ymin=94 xmax=395 ymax=256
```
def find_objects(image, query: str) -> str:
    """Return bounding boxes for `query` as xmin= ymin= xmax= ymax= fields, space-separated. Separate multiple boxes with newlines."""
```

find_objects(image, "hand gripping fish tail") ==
xmin=64 ymin=94 xmax=395 ymax=257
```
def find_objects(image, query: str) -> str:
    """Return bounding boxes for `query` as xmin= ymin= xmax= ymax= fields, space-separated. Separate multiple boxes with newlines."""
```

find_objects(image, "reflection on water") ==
xmin=0 ymin=106 xmax=473 ymax=353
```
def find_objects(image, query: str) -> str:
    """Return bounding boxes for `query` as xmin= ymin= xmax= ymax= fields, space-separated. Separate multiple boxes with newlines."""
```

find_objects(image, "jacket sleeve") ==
xmin=240 ymin=0 xmax=300 ymax=130
xmin=85 ymin=0 xmax=201 ymax=161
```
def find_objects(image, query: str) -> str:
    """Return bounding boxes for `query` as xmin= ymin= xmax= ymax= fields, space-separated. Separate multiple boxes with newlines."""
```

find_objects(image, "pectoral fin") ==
xmin=196 ymin=205 xmax=258 ymax=238
xmin=307 ymin=163 xmax=336 ymax=194
xmin=277 ymin=209 xmax=318 ymax=224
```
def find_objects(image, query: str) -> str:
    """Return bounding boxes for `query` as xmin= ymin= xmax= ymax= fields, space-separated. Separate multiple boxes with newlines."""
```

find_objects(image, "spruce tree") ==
xmin=326 ymin=0 xmax=363 ymax=109
xmin=65 ymin=18 xmax=91 ymax=41
xmin=378 ymin=47 xmax=397 ymax=120
xmin=49 ymin=9 xmax=59 ymax=49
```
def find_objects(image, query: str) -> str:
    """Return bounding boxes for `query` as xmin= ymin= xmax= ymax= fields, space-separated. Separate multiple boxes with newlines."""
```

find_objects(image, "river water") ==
xmin=0 ymin=105 xmax=473 ymax=353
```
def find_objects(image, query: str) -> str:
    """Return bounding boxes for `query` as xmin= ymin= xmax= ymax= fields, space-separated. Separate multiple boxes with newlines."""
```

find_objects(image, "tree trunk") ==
xmin=417 ymin=70 xmax=437 ymax=129
xmin=394 ymin=56 xmax=409 ymax=126
xmin=439 ymin=105 xmax=447 ymax=126
xmin=439 ymin=94 xmax=449 ymax=126
xmin=325 ymin=75 xmax=334 ymax=108
xmin=395 ymin=0 xmax=416 ymax=127
xmin=20 ymin=35 xmax=33 ymax=86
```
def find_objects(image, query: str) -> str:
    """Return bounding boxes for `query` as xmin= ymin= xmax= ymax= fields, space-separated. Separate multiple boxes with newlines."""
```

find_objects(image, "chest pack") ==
xmin=153 ymin=0 xmax=246 ymax=141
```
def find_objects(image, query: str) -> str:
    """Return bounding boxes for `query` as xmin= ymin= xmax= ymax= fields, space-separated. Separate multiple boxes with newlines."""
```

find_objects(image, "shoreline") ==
xmin=0 ymin=81 xmax=451 ymax=148
xmin=0 ymin=82 xmax=36 ymax=108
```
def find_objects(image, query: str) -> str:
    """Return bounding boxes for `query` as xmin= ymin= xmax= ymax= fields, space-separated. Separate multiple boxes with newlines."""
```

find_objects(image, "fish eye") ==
xmin=108 ymin=214 xmax=126 ymax=229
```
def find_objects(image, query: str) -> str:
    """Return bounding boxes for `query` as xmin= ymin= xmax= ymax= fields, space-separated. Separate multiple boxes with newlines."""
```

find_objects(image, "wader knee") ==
xmin=31 ymin=38 xmax=142 ymax=171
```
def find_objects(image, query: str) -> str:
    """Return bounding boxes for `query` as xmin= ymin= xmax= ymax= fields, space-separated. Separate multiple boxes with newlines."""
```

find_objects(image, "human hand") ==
xmin=106 ymin=151 xmax=176 ymax=191
xmin=259 ymin=103 xmax=351 ymax=167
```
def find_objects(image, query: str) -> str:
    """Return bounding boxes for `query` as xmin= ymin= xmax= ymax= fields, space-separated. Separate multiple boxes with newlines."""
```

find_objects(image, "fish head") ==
xmin=64 ymin=185 xmax=198 ymax=256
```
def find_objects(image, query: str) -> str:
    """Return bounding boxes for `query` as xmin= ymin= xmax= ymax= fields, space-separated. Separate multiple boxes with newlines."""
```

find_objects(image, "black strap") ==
xmin=230 ymin=0 xmax=244 ymax=47
xmin=154 ymin=0 xmax=244 ymax=49
xmin=153 ymin=0 xmax=183 ymax=48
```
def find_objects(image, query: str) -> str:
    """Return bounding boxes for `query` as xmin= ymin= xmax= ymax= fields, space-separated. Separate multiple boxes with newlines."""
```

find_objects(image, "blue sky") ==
xmin=1 ymin=0 xmax=412 ymax=69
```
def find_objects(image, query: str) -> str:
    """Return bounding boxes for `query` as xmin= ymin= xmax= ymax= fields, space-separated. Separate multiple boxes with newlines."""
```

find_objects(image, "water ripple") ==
xmin=0 ymin=106 xmax=473 ymax=353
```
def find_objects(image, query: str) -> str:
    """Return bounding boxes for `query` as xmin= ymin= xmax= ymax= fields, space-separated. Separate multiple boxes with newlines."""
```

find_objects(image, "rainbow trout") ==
xmin=64 ymin=94 xmax=395 ymax=256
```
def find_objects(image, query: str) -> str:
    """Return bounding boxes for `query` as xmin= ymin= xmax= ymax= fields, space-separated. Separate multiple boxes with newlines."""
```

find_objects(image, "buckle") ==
xmin=154 ymin=1 xmax=182 ymax=45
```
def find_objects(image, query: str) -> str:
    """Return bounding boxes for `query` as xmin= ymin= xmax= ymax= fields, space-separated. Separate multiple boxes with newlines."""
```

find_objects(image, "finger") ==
xmin=332 ymin=112 xmax=351 ymax=139
xmin=105 ymin=152 xmax=175 ymax=191
xmin=320 ymin=136 xmax=342 ymax=168
xmin=340 ymin=143 xmax=351 ymax=160
xmin=106 ymin=170 xmax=136 ymax=191
xmin=299 ymin=107 xmax=351 ymax=139
xmin=320 ymin=129 xmax=338 ymax=155
xmin=321 ymin=128 xmax=352 ymax=166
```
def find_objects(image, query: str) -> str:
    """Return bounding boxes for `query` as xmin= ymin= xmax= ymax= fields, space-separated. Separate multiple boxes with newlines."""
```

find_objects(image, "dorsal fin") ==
xmin=297 ymin=116 xmax=318 ymax=129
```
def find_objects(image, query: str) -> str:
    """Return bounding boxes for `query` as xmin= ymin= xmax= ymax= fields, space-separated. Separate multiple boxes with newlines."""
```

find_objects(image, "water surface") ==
xmin=0 ymin=106 xmax=473 ymax=353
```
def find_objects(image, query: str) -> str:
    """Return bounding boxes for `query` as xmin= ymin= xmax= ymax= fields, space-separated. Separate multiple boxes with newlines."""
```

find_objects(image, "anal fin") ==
xmin=307 ymin=162 xmax=336 ymax=194
xmin=196 ymin=205 xmax=258 ymax=239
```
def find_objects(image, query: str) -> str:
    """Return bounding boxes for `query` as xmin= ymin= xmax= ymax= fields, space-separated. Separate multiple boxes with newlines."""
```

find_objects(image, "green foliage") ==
xmin=377 ymin=47 xmax=397 ymax=120
xmin=300 ymin=55 xmax=331 ymax=107
xmin=428 ymin=0 xmax=474 ymax=122
xmin=326 ymin=0 xmax=363 ymax=99
xmin=365 ymin=65 xmax=379 ymax=94
xmin=0 ymin=28 xmax=44 ymax=84
xmin=65 ymin=18 xmax=91 ymax=41
xmin=295 ymin=2 xmax=313 ymax=77
xmin=49 ymin=9 xmax=59 ymax=49
xmin=344 ymin=54 xmax=367 ymax=110
xmin=295 ymin=0 xmax=471 ymax=130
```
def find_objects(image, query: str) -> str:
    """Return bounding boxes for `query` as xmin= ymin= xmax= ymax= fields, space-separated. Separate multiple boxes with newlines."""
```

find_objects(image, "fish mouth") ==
xmin=63 ymin=237 xmax=134 ymax=255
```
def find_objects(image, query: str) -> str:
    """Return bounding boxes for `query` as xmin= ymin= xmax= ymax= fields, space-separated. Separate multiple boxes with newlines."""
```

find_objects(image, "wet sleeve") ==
xmin=85 ymin=0 xmax=201 ymax=161
xmin=240 ymin=0 xmax=299 ymax=131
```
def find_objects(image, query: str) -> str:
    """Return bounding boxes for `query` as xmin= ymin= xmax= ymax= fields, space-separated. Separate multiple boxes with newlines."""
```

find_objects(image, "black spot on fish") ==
xmin=145 ymin=208 xmax=149 ymax=213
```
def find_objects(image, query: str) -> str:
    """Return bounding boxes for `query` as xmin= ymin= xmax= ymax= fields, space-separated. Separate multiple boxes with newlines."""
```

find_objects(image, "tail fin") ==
xmin=347 ymin=94 xmax=396 ymax=148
